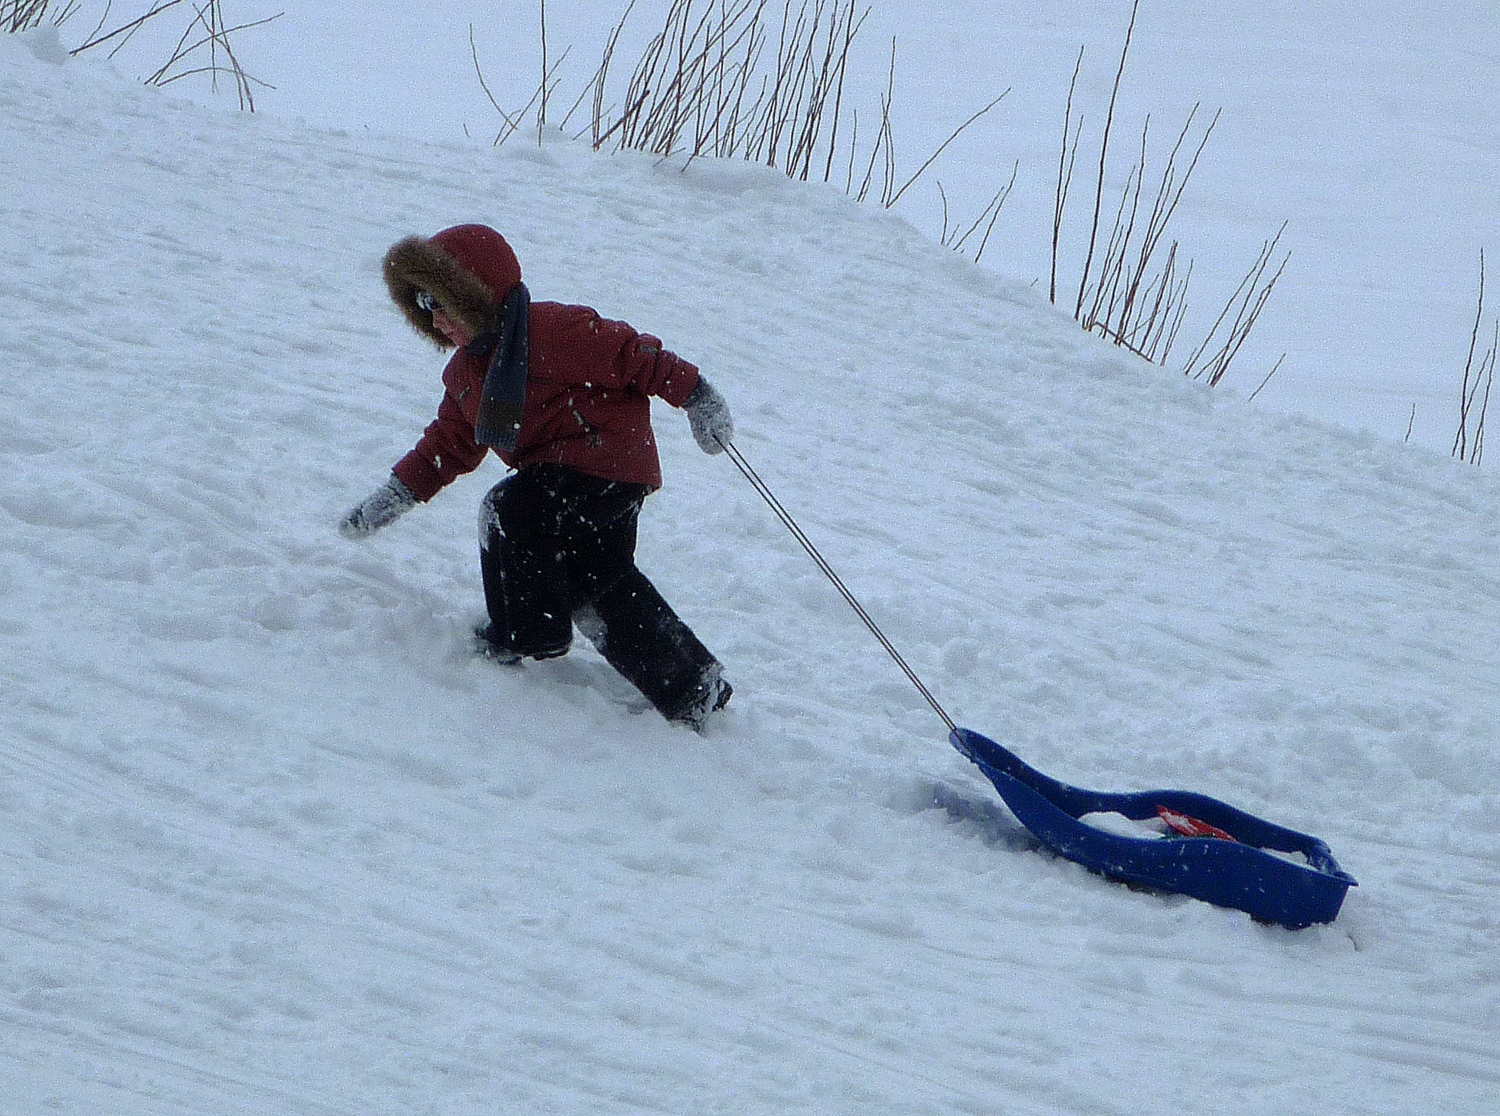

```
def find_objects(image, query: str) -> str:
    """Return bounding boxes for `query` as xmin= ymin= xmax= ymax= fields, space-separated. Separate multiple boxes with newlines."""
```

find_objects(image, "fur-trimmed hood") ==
xmin=383 ymin=224 xmax=523 ymax=348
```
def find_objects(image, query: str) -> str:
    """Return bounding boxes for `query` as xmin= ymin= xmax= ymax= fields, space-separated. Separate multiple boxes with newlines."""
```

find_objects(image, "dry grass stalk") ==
xmin=143 ymin=2 xmax=281 ymax=111
xmin=939 ymin=159 xmax=1016 ymax=263
xmin=540 ymin=0 xmax=1003 ymax=221
xmin=5 ymin=1 xmax=277 ymax=109
xmin=1454 ymin=249 xmax=1498 ymax=465
xmin=1182 ymin=223 xmax=1289 ymax=385
xmin=1051 ymin=0 xmax=1288 ymax=387
xmin=3 ymin=0 xmax=62 ymax=32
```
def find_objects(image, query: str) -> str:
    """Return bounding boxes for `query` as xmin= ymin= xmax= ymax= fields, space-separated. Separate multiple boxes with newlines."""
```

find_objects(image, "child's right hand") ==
xmin=683 ymin=377 xmax=734 ymax=454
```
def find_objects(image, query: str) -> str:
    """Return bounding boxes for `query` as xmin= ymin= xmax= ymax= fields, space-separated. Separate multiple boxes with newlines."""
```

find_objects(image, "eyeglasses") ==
xmin=416 ymin=290 xmax=443 ymax=314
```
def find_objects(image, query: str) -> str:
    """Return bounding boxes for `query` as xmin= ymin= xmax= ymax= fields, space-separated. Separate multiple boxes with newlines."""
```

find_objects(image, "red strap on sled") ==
xmin=1157 ymin=806 xmax=1237 ymax=841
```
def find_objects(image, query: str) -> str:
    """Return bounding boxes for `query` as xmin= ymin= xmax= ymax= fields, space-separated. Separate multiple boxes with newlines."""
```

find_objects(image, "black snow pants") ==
xmin=478 ymin=464 xmax=722 ymax=722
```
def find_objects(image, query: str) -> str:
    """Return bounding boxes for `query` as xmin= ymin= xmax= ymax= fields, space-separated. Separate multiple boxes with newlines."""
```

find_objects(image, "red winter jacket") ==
xmin=393 ymin=303 xmax=701 ymax=500
xmin=384 ymin=225 xmax=701 ymax=501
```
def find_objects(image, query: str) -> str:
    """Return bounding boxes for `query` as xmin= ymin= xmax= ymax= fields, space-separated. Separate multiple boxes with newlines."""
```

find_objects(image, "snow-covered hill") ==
xmin=3 ymin=30 xmax=1499 ymax=1115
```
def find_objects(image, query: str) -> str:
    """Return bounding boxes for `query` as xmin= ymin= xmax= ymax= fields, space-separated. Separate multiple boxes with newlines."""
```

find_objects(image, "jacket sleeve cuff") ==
xmin=392 ymin=453 xmax=442 ymax=503
xmin=656 ymin=356 xmax=701 ymax=408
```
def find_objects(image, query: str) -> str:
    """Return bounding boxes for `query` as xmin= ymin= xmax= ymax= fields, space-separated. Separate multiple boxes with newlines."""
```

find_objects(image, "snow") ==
xmin=1080 ymin=811 xmax=1171 ymax=839
xmin=4 ymin=7 xmax=1500 ymax=1115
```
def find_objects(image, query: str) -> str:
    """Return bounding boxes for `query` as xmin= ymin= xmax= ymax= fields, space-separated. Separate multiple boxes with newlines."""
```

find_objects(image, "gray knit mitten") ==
xmin=339 ymin=475 xmax=417 ymax=538
xmin=683 ymin=377 xmax=733 ymax=454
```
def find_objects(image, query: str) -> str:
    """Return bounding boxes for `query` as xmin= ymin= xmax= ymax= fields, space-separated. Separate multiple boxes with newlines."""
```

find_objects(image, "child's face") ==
xmin=432 ymin=306 xmax=475 ymax=347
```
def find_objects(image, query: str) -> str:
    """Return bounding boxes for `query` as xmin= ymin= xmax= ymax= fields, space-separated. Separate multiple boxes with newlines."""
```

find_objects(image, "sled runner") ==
xmin=951 ymin=727 xmax=1357 ymax=929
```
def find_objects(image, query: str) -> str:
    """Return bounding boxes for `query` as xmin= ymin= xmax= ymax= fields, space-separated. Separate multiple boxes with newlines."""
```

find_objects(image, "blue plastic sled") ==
xmin=951 ymin=727 xmax=1357 ymax=929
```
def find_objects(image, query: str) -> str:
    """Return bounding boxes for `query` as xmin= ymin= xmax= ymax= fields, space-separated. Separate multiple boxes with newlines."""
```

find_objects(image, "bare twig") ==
xmin=70 ymin=0 xmax=183 ymax=54
xmin=885 ymin=88 xmax=1008 ymax=209
xmin=1183 ymin=222 xmax=1291 ymax=385
xmin=1053 ymin=3 xmax=1286 ymax=387
xmin=1076 ymin=0 xmax=1138 ymax=319
xmin=1455 ymin=249 xmax=1498 ymax=465
xmin=555 ymin=0 xmax=1002 ymax=213
xmin=947 ymin=159 xmax=1017 ymax=263
xmin=144 ymin=4 xmax=281 ymax=110
xmin=1247 ymin=353 xmax=1286 ymax=402
xmin=1051 ymin=45 xmax=1085 ymax=305
xmin=3 ymin=0 xmax=53 ymax=32
xmin=471 ymin=24 xmax=521 ymax=138
xmin=41 ymin=0 xmax=278 ymax=109
xmin=854 ymin=36 xmax=895 ymax=203
xmin=539 ymin=0 xmax=549 ymax=138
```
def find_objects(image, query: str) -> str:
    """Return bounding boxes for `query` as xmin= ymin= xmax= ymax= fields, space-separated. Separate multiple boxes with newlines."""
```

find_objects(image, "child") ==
xmin=340 ymin=224 xmax=734 ymax=730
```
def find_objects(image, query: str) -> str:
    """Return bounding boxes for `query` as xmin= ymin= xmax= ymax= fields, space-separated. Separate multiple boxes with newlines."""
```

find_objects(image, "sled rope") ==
xmin=718 ymin=438 xmax=956 ymax=733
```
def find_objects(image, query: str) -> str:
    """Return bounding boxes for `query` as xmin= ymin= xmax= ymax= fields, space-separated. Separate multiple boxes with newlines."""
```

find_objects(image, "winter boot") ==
xmin=473 ymin=623 xmax=569 ymax=665
xmin=668 ymin=663 xmax=733 ymax=733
